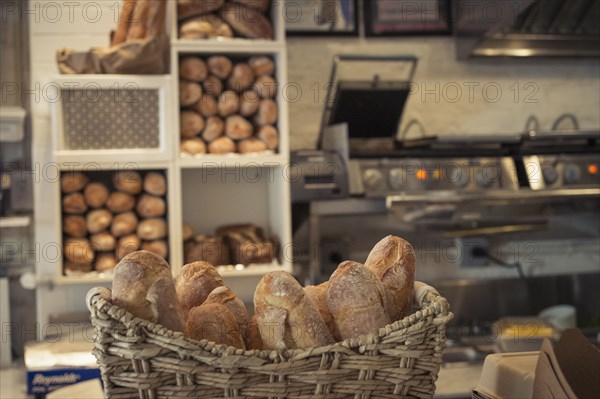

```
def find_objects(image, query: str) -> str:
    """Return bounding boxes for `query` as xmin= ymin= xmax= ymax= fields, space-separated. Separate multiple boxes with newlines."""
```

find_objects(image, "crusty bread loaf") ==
xmin=248 ymin=56 xmax=275 ymax=77
xmin=207 ymin=56 xmax=233 ymax=79
xmin=95 ymin=252 xmax=117 ymax=272
xmin=208 ymin=136 xmax=236 ymax=154
xmin=204 ymin=286 xmax=249 ymax=340
xmin=202 ymin=116 xmax=224 ymax=142
xmin=112 ymin=251 xmax=185 ymax=332
xmin=175 ymin=261 xmax=225 ymax=321
xmin=203 ymin=75 xmax=224 ymax=96
xmin=143 ymin=172 xmax=167 ymax=196
xmin=186 ymin=303 xmax=245 ymax=349
xmin=246 ymin=314 xmax=263 ymax=350
xmin=364 ymin=235 xmax=416 ymax=322
xmin=221 ymin=3 xmax=273 ymax=39
xmin=141 ymin=240 xmax=168 ymax=259
xmin=181 ymin=138 xmax=207 ymax=155
xmin=111 ymin=212 xmax=138 ymax=237
xmin=327 ymin=261 xmax=390 ymax=340
xmin=257 ymin=125 xmax=278 ymax=150
xmin=254 ymin=271 xmax=334 ymax=350
xmin=60 ymin=172 xmax=87 ymax=193
xmin=136 ymin=194 xmax=166 ymax=218
xmin=63 ymin=215 xmax=87 ymax=238
xmin=106 ymin=192 xmax=135 ymax=213
xmin=193 ymin=94 xmax=218 ymax=117
xmin=84 ymin=182 xmax=109 ymax=209
xmin=179 ymin=56 xmax=208 ymax=82
xmin=64 ymin=238 xmax=94 ymax=264
xmin=113 ymin=171 xmax=142 ymax=195
xmin=304 ymin=282 xmax=341 ymax=341
xmin=62 ymin=193 xmax=87 ymax=214
xmin=116 ymin=234 xmax=141 ymax=261
xmin=90 ymin=232 xmax=116 ymax=252
xmin=86 ymin=209 xmax=113 ymax=234
xmin=177 ymin=0 xmax=225 ymax=20
xmin=137 ymin=218 xmax=167 ymax=240
xmin=238 ymin=138 xmax=267 ymax=154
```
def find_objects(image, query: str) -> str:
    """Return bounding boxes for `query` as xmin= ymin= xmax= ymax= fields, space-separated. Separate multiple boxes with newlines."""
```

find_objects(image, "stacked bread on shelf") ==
xmin=179 ymin=55 xmax=279 ymax=156
xmin=183 ymin=223 xmax=277 ymax=266
xmin=178 ymin=0 xmax=273 ymax=40
xmin=61 ymin=170 xmax=168 ymax=274
xmin=110 ymin=235 xmax=416 ymax=350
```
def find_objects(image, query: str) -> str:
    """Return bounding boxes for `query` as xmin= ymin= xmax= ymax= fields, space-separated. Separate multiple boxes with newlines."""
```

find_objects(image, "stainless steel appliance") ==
xmin=454 ymin=0 xmax=600 ymax=59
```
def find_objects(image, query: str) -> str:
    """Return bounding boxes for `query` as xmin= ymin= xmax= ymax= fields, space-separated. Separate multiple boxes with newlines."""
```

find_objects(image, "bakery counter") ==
xmin=436 ymin=362 xmax=484 ymax=398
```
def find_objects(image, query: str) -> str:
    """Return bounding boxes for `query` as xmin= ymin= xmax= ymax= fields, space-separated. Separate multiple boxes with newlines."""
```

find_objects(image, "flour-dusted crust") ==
xmin=175 ymin=261 xmax=224 ymax=321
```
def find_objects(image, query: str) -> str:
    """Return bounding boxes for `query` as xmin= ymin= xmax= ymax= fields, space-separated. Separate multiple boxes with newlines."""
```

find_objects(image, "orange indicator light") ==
xmin=588 ymin=164 xmax=598 ymax=175
xmin=416 ymin=169 xmax=427 ymax=181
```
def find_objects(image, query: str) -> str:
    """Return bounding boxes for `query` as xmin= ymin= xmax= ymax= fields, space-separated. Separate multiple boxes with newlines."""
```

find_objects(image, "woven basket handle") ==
xmin=414 ymin=281 xmax=441 ymax=307
xmin=86 ymin=286 xmax=112 ymax=312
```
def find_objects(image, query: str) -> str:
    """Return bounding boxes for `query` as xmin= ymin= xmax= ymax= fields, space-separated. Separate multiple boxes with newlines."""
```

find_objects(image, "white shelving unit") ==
xmin=37 ymin=2 xmax=292 ymax=304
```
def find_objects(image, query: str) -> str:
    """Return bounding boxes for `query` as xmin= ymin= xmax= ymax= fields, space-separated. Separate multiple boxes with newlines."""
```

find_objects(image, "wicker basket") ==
xmin=86 ymin=281 xmax=452 ymax=399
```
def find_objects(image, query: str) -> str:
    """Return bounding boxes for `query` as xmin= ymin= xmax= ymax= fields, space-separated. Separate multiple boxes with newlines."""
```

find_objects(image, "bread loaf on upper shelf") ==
xmin=254 ymin=271 xmax=334 ymax=350
xmin=175 ymin=261 xmax=225 ymax=321
xmin=364 ymin=235 xmax=416 ymax=322
xmin=186 ymin=302 xmax=245 ymax=349
xmin=327 ymin=261 xmax=390 ymax=340
xmin=111 ymin=251 xmax=185 ymax=332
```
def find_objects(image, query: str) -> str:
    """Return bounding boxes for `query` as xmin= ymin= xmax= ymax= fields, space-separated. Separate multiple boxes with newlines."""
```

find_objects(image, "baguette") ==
xmin=112 ymin=251 xmax=185 ymax=332
xmin=327 ymin=261 xmax=390 ymax=340
xmin=175 ymin=261 xmax=225 ymax=321
xmin=254 ymin=271 xmax=334 ymax=350
xmin=364 ymin=235 xmax=416 ymax=321
xmin=186 ymin=303 xmax=245 ymax=348
xmin=304 ymin=282 xmax=341 ymax=341
xmin=204 ymin=286 xmax=249 ymax=340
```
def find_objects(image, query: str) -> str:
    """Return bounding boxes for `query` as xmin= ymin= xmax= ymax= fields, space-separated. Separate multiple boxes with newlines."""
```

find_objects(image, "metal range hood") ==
xmin=455 ymin=0 xmax=600 ymax=59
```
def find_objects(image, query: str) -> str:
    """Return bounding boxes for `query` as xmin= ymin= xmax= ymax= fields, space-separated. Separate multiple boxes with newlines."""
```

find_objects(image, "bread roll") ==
xmin=364 ymin=235 xmax=416 ymax=322
xmin=62 ymin=193 xmax=87 ymax=214
xmin=111 ymin=211 xmax=138 ymax=237
xmin=95 ymin=253 xmax=117 ymax=272
xmin=181 ymin=138 xmax=207 ymax=155
xmin=182 ymin=224 xmax=195 ymax=241
xmin=136 ymin=194 xmax=166 ymax=218
xmin=64 ymin=238 xmax=94 ymax=264
xmin=239 ymin=90 xmax=260 ymax=116
xmin=255 ymin=99 xmax=277 ymax=126
xmin=225 ymin=115 xmax=253 ymax=140
xmin=257 ymin=125 xmax=278 ymax=150
xmin=113 ymin=171 xmax=142 ymax=195
xmin=248 ymin=56 xmax=275 ymax=76
xmin=116 ymin=234 xmax=141 ymax=260
xmin=254 ymin=271 xmax=334 ymax=350
xmin=208 ymin=136 xmax=236 ymax=154
xmin=218 ymin=91 xmax=240 ymax=117
xmin=238 ymin=138 xmax=267 ymax=154
xmin=186 ymin=303 xmax=245 ymax=348
xmin=179 ymin=17 xmax=214 ymax=39
xmin=203 ymin=75 xmax=224 ymax=96
xmin=253 ymin=75 xmax=277 ymax=98
xmin=193 ymin=94 xmax=218 ymax=117
xmin=180 ymin=80 xmax=202 ymax=107
xmin=60 ymin=172 xmax=87 ymax=193
xmin=246 ymin=315 xmax=263 ymax=350
xmin=177 ymin=0 xmax=224 ymax=20
xmin=208 ymin=56 xmax=233 ymax=80
xmin=106 ymin=191 xmax=135 ymax=213
xmin=175 ymin=261 xmax=225 ymax=321
xmin=180 ymin=110 xmax=205 ymax=139
xmin=327 ymin=261 xmax=390 ymax=341
xmin=304 ymin=282 xmax=341 ymax=341
xmin=112 ymin=251 xmax=185 ymax=332
xmin=63 ymin=215 xmax=86 ymax=238
xmin=179 ymin=57 xmax=208 ymax=81
xmin=137 ymin=218 xmax=167 ymax=240
xmin=84 ymin=182 xmax=109 ymax=209
xmin=222 ymin=3 xmax=273 ymax=39
xmin=204 ymin=286 xmax=249 ymax=339
xmin=202 ymin=116 xmax=224 ymax=142
xmin=141 ymin=240 xmax=168 ymax=259
xmin=86 ymin=209 xmax=113 ymax=234
xmin=90 ymin=232 xmax=116 ymax=252
xmin=227 ymin=63 xmax=254 ymax=93
xmin=143 ymin=172 xmax=167 ymax=196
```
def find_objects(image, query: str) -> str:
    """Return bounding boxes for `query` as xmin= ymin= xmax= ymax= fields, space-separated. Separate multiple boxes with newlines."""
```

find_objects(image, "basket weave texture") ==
xmin=87 ymin=282 xmax=452 ymax=399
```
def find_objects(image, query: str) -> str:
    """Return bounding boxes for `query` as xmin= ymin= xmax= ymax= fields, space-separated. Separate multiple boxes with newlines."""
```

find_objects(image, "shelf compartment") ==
xmin=50 ymin=75 xmax=174 ymax=164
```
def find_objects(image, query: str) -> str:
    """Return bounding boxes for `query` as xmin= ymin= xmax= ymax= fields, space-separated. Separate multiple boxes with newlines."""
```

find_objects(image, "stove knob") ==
xmin=563 ymin=164 xmax=581 ymax=184
xmin=542 ymin=165 xmax=558 ymax=185
xmin=363 ymin=168 xmax=384 ymax=190
xmin=448 ymin=166 xmax=468 ymax=188
xmin=475 ymin=168 xmax=494 ymax=188
xmin=388 ymin=168 xmax=406 ymax=191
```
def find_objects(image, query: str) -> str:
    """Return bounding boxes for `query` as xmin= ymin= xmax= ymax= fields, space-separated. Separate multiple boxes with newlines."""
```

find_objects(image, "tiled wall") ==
xmin=286 ymin=37 xmax=600 ymax=149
